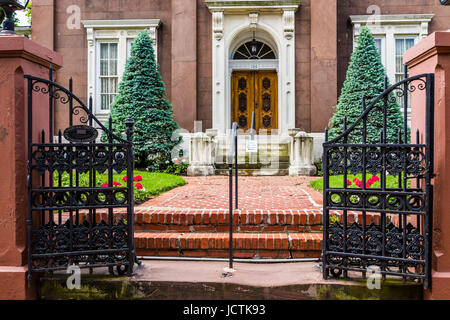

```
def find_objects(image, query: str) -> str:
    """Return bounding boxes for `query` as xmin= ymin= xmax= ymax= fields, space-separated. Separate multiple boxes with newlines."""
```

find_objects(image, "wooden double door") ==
xmin=231 ymin=70 xmax=278 ymax=133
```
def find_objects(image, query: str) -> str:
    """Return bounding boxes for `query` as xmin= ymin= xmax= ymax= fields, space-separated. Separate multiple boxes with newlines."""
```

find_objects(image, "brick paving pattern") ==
xmin=140 ymin=176 xmax=324 ymax=210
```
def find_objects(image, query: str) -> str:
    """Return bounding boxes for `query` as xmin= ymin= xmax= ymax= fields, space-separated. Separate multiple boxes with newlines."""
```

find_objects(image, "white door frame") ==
xmin=207 ymin=2 xmax=300 ymax=135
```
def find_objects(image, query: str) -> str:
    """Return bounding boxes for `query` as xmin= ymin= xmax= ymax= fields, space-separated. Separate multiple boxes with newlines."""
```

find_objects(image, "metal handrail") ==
xmin=225 ymin=114 xmax=255 ymax=272
xmin=227 ymin=122 xmax=238 ymax=271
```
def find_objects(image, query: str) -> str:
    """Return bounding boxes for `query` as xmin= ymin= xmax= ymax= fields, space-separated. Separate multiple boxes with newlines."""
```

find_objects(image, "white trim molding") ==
xmin=206 ymin=0 xmax=301 ymax=135
xmin=206 ymin=0 xmax=302 ymax=13
xmin=350 ymin=14 xmax=434 ymax=83
xmin=81 ymin=19 xmax=161 ymax=122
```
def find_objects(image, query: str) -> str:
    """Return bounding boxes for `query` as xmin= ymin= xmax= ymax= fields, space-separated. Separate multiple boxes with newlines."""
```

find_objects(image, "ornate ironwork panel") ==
xmin=322 ymin=71 xmax=434 ymax=289
xmin=25 ymin=67 xmax=139 ymax=285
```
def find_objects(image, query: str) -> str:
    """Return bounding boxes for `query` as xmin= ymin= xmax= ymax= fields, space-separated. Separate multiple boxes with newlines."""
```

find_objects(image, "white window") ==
xmin=374 ymin=38 xmax=382 ymax=54
xmin=98 ymin=42 xmax=118 ymax=111
xmin=82 ymin=19 xmax=161 ymax=122
xmin=350 ymin=14 xmax=433 ymax=85
xmin=395 ymin=38 xmax=415 ymax=83
xmin=394 ymin=37 xmax=416 ymax=122
xmin=373 ymin=37 xmax=385 ymax=69
xmin=127 ymin=39 xmax=134 ymax=59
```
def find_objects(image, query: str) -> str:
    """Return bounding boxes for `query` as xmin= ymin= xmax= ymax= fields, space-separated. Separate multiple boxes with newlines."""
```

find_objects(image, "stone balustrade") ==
xmin=187 ymin=128 xmax=316 ymax=176
xmin=288 ymin=129 xmax=317 ymax=176
xmin=187 ymin=130 xmax=216 ymax=176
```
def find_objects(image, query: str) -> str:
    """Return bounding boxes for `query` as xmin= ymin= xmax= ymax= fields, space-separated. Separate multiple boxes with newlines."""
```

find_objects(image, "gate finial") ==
xmin=0 ymin=1 xmax=30 ymax=34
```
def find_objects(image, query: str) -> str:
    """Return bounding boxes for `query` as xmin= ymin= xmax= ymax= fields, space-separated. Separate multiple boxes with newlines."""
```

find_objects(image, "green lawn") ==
xmin=55 ymin=170 xmax=187 ymax=203
xmin=310 ymin=173 xmax=404 ymax=192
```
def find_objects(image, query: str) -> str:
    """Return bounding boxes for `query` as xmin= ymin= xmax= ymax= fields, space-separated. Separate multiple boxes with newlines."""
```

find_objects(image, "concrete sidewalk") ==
xmin=39 ymin=261 xmax=422 ymax=300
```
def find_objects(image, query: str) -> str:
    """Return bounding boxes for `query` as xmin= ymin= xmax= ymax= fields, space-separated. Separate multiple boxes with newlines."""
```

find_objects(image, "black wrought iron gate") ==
xmin=322 ymin=71 xmax=434 ymax=288
xmin=26 ymin=67 xmax=138 ymax=284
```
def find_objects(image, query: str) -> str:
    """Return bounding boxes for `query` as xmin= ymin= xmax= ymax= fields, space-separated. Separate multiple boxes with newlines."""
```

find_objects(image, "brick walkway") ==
xmin=133 ymin=176 xmax=324 ymax=259
xmin=139 ymin=176 xmax=323 ymax=211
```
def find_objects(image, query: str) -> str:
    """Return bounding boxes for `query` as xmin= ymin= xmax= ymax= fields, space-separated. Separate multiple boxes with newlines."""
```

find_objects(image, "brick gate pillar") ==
xmin=404 ymin=31 xmax=450 ymax=300
xmin=0 ymin=34 xmax=62 ymax=300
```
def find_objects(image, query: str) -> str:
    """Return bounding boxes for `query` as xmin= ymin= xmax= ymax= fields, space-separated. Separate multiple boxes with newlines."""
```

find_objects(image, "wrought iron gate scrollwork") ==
xmin=322 ymin=71 xmax=434 ymax=288
xmin=25 ymin=67 xmax=139 ymax=285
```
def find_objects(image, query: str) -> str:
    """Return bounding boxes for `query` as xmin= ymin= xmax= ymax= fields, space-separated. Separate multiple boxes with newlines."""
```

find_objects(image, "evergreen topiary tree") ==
xmin=328 ymin=26 xmax=405 ymax=144
xmin=110 ymin=31 xmax=180 ymax=170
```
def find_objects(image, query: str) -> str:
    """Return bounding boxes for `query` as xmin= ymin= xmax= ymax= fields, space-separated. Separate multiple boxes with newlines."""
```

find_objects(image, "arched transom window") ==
xmin=233 ymin=40 xmax=276 ymax=60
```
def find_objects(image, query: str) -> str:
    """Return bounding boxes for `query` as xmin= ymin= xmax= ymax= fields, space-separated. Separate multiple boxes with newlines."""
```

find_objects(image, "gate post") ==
xmin=404 ymin=31 xmax=450 ymax=300
xmin=0 ymin=35 xmax=62 ymax=299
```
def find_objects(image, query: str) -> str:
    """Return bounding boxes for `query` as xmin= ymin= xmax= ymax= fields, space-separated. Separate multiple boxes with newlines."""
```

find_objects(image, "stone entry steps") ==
xmin=134 ymin=232 xmax=322 ymax=259
xmin=213 ymin=135 xmax=291 ymax=176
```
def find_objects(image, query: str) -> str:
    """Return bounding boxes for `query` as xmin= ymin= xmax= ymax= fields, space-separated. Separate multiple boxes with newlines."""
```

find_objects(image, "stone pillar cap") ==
xmin=0 ymin=34 xmax=63 ymax=69
xmin=206 ymin=128 xmax=218 ymax=137
xmin=295 ymin=131 xmax=309 ymax=138
xmin=288 ymin=128 xmax=302 ymax=137
xmin=193 ymin=131 xmax=208 ymax=138
xmin=404 ymin=31 xmax=450 ymax=68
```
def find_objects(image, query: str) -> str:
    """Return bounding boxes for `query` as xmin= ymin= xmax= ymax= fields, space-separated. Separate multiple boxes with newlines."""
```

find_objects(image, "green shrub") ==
xmin=109 ymin=31 xmax=181 ymax=170
xmin=314 ymin=160 xmax=323 ymax=176
xmin=328 ymin=26 xmax=406 ymax=144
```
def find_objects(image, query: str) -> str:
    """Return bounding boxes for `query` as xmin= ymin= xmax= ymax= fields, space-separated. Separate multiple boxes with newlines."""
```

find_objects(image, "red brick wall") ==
xmin=197 ymin=0 xmax=213 ymax=131
xmin=295 ymin=0 xmax=312 ymax=132
xmin=31 ymin=0 xmax=450 ymax=133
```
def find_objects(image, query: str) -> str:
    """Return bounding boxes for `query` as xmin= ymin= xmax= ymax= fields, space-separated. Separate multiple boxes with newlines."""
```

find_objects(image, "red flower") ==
xmin=353 ymin=178 xmax=360 ymax=183
xmin=135 ymin=183 xmax=143 ymax=190
xmin=133 ymin=176 xmax=143 ymax=182
xmin=372 ymin=176 xmax=380 ymax=182
xmin=122 ymin=176 xmax=127 ymax=181
xmin=347 ymin=180 xmax=352 ymax=186
xmin=113 ymin=181 xmax=122 ymax=187
xmin=366 ymin=182 xmax=372 ymax=188
xmin=101 ymin=183 xmax=109 ymax=188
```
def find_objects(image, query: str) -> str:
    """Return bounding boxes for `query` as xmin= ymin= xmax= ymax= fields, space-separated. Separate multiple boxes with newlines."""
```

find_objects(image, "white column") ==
xmin=118 ymin=31 xmax=127 ymax=80
xmin=385 ymin=27 xmax=396 ymax=83
xmin=281 ymin=9 xmax=296 ymax=134
xmin=148 ymin=26 xmax=159 ymax=61
xmin=86 ymin=27 xmax=96 ymax=112
xmin=212 ymin=10 xmax=226 ymax=134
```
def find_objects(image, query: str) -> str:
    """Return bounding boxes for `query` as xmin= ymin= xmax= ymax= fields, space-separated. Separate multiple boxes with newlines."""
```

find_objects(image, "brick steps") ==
xmin=73 ymin=208 xmax=382 ymax=259
xmin=75 ymin=208 xmax=381 ymax=230
xmin=135 ymin=232 xmax=322 ymax=259
xmin=134 ymin=209 xmax=323 ymax=233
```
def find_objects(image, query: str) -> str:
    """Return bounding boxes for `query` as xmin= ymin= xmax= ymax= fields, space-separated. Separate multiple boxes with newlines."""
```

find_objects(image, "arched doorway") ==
xmin=229 ymin=35 xmax=279 ymax=133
